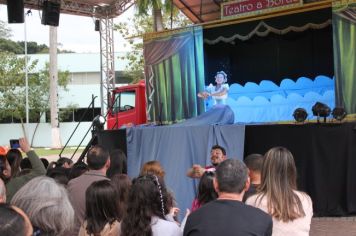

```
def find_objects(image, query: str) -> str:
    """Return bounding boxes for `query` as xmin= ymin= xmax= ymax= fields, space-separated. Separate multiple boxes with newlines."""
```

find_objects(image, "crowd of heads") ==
xmin=0 ymin=139 xmax=312 ymax=236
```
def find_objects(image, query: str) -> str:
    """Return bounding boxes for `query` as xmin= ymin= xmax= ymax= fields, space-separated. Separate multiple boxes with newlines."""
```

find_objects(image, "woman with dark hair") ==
xmin=140 ymin=161 xmax=179 ymax=221
xmin=106 ymin=149 xmax=127 ymax=178
xmin=68 ymin=161 xmax=89 ymax=180
xmin=48 ymin=157 xmax=73 ymax=170
xmin=79 ymin=180 xmax=121 ymax=236
xmin=6 ymin=149 xmax=23 ymax=178
xmin=110 ymin=174 xmax=131 ymax=221
xmin=0 ymin=203 xmax=33 ymax=236
xmin=191 ymin=171 xmax=218 ymax=211
xmin=47 ymin=157 xmax=73 ymax=186
xmin=246 ymin=146 xmax=313 ymax=236
xmin=121 ymin=174 xmax=181 ymax=236
xmin=0 ymin=154 xmax=10 ymax=182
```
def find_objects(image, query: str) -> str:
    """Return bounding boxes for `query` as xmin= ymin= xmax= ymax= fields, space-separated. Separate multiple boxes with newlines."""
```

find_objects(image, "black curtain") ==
xmin=203 ymin=8 xmax=334 ymax=85
xmin=244 ymin=123 xmax=356 ymax=216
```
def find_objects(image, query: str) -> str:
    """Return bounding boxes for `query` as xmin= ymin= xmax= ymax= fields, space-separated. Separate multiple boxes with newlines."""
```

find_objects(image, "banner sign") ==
xmin=221 ymin=0 xmax=303 ymax=19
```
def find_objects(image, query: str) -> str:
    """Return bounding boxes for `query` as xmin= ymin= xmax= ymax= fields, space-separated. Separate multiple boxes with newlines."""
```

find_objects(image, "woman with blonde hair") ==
xmin=246 ymin=146 xmax=313 ymax=236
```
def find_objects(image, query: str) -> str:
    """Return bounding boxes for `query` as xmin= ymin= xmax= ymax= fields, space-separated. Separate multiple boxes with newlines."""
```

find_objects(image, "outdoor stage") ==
xmin=97 ymin=121 xmax=356 ymax=218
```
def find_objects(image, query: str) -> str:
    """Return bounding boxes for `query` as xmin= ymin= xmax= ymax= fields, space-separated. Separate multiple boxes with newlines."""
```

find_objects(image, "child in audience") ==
xmin=191 ymin=171 xmax=217 ymax=211
xmin=140 ymin=160 xmax=165 ymax=177
xmin=121 ymin=174 xmax=182 ymax=236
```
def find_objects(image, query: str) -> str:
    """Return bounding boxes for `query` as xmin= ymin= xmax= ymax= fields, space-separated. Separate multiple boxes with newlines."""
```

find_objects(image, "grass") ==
xmin=33 ymin=147 xmax=84 ymax=157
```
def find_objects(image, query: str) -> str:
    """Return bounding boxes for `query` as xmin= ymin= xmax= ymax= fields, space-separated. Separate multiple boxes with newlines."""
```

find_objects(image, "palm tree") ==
xmin=136 ymin=0 xmax=174 ymax=32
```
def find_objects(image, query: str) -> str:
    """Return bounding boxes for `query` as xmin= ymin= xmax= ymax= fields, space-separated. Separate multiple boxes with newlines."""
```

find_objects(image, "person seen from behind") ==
xmin=246 ymin=147 xmax=313 ymax=236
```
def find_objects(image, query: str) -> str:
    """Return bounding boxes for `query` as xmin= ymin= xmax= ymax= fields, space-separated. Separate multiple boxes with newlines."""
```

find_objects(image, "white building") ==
xmin=0 ymin=52 xmax=130 ymax=147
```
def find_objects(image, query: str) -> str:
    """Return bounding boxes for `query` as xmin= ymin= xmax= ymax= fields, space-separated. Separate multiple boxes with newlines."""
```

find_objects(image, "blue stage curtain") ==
xmin=126 ymin=124 xmax=245 ymax=220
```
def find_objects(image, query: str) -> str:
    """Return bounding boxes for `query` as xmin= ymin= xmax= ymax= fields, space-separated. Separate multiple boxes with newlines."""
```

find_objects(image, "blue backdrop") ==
xmin=126 ymin=123 xmax=245 ymax=220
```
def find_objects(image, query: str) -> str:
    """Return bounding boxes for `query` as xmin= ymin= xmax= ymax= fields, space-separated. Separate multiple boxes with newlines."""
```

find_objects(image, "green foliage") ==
xmin=115 ymin=10 xmax=191 ymax=82
xmin=0 ymin=38 xmax=23 ymax=54
xmin=0 ymin=20 xmax=12 ymax=39
xmin=17 ymin=41 xmax=49 ymax=54
xmin=58 ymin=104 xmax=78 ymax=122
xmin=0 ymin=52 xmax=71 ymax=123
xmin=0 ymin=39 xmax=75 ymax=55
xmin=136 ymin=0 xmax=174 ymax=15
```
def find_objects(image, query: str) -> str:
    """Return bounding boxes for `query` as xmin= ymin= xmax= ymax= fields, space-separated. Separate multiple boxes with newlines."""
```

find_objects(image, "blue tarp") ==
xmin=126 ymin=108 xmax=244 ymax=220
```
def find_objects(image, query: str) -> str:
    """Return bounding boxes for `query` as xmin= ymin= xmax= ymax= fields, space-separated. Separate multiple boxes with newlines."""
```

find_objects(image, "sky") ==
xmin=0 ymin=4 xmax=135 ymax=53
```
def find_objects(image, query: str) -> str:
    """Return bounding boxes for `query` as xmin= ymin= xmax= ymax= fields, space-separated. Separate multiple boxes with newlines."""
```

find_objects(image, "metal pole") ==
xmin=49 ymin=26 xmax=61 ymax=148
xmin=24 ymin=12 xmax=29 ymax=137
xmin=99 ymin=20 xmax=104 ymax=115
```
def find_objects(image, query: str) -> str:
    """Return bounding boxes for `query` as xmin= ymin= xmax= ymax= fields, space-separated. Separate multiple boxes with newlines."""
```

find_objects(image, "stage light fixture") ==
xmin=293 ymin=108 xmax=308 ymax=123
xmin=312 ymin=102 xmax=331 ymax=123
xmin=332 ymin=107 xmax=347 ymax=121
xmin=92 ymin=115 xmax=105 ymax=131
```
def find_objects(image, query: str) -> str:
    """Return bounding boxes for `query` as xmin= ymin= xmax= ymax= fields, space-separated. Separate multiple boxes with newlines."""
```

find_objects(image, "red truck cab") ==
xmin=107 ymin=80 xmax=147 ymax=129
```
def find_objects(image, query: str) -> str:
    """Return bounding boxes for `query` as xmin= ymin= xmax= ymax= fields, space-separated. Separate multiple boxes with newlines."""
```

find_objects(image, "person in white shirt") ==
xmin=246 ymin=147 xmax=313 ymax=236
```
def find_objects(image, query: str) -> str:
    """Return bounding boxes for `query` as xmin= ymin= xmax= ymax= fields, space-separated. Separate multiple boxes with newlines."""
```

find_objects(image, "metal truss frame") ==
xmin=0 ymin=0 xmax=135 ymax=18
xmin=99 ymin=16 xmax=115 ymax=113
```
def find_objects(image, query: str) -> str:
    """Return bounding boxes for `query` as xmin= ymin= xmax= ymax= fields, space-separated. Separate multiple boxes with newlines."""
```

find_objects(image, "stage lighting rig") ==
xmin=312 ymin=102 xmax=331 ymax=123
xmin=293 ymin=108 xmax=308 ymax=123
xmin=332 ymin=107 xmax=347 ymax=121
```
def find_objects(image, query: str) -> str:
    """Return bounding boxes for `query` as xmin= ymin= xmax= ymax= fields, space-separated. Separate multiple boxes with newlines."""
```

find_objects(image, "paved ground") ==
xmin=311 ymin=217 xmax=356 ymax=236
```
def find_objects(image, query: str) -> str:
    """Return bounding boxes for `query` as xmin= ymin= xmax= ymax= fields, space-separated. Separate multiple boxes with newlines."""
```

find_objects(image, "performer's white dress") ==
xmin=206 ymin=83 xmax=229 ymax=105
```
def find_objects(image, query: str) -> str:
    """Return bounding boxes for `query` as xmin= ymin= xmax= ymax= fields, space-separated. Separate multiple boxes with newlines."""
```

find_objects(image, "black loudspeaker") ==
xmin=95 ymin=19 xmax=100 ymax=31
xmin=97 ymin=129 xmax=128 ymax=156
xmin=7 ymin=0 xmax=24 ymax=23
xmin=41 ymin=1 xmax=61 ymax=26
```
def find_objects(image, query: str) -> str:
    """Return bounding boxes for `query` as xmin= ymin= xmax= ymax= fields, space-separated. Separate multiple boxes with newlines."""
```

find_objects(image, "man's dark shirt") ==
xmin=243 ymin=183 xmax=260 ymax=202
xmin=184 ymin=199 xmax=272 ymax=236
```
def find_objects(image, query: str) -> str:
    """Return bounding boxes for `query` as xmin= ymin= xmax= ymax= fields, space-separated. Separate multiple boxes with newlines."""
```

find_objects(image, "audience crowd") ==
xmin=0 ymin=138 xmax=313 ymax=236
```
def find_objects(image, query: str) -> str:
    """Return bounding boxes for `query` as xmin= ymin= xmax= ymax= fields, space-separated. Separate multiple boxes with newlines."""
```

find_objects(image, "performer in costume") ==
xmin=198 ymin=71 xmax=229 ymax=105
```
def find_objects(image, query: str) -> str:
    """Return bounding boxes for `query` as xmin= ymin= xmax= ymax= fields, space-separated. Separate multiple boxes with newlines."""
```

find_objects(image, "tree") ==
xmin=136 ymin=0 xmax=165 ymax=32
xmin=115 ymin=9 xmax=191 ymax=82
xmin=0 ymin=20 xmax=11 ymax=39
xmin=17 ymin=41 xmax=49 ymax=54
xmin=0 ymin=38 xmax=23 ymax=54
xmin=0 ymin=51 xmax=70 ymax=140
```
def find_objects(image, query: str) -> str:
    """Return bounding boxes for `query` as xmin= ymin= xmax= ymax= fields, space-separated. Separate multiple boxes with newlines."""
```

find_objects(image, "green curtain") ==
xmin=333 ymin=3 xmax=356 ymax=114
xmin=144 ymin=27 xmax=205 ymax=124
